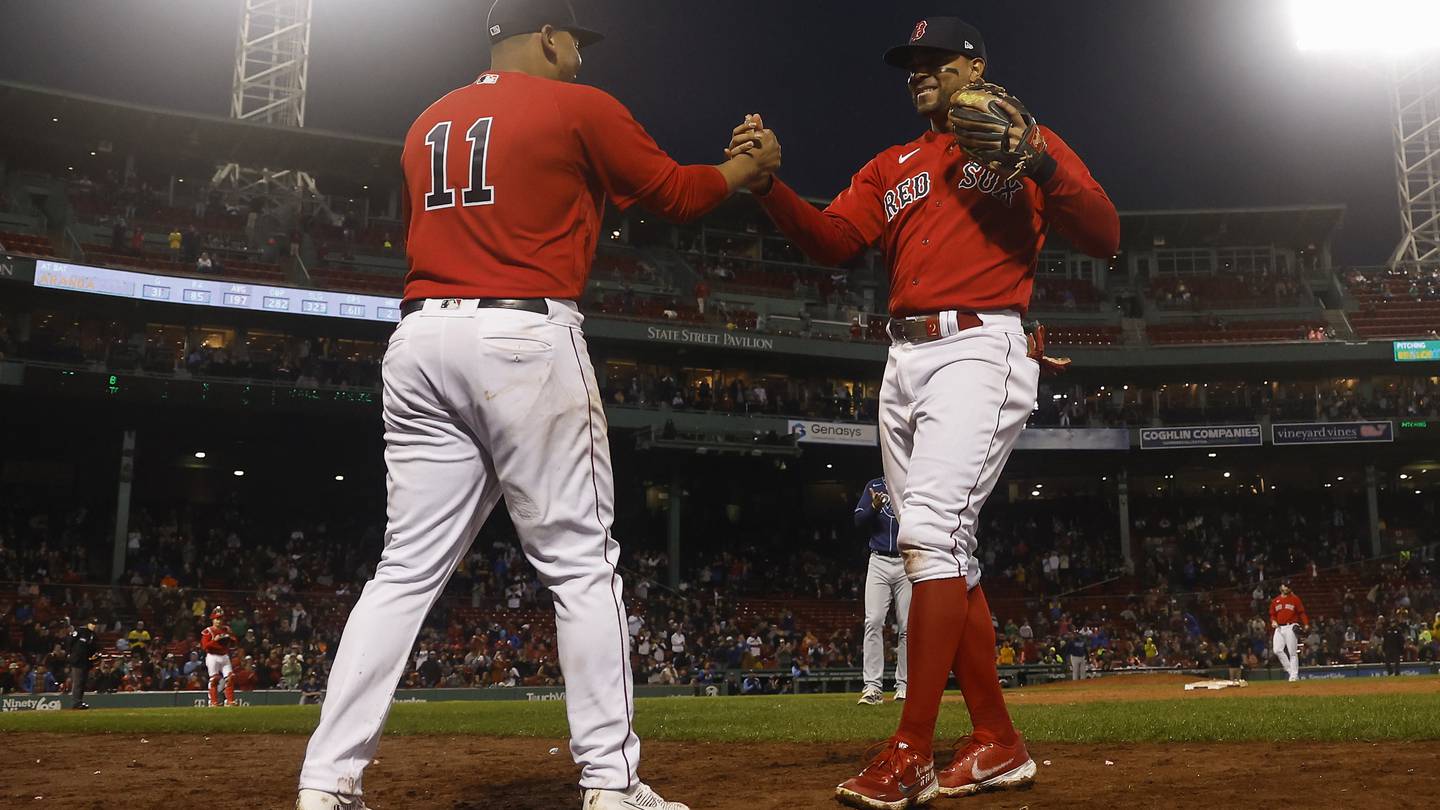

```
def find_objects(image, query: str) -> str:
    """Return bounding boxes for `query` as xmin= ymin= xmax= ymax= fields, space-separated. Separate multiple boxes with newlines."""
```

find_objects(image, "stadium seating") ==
xmin=0 ymin=230 xmax=56 ymax=258
xmin=1147 ymin=320 xmax=1319 ymax=345
xmin=1043 ymin=324 xmax=1123 ymax=346
xmin=1149 ymin=274 xmax=1305 ymax=310
xmin=309 ymin=265 xmax=404 ymax=296
xmin=1030 ymin=276 xmax=1102 ymax=312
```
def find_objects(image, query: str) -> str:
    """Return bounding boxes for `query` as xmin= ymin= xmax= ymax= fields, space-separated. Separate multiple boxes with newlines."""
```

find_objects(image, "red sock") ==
xmin=951 ymin=584 xmax=1017 ymax=746
xmin=224 ymin=677 xmax=235 ymax=703
xmin=893 ymin=577 xmax=969 ymax=758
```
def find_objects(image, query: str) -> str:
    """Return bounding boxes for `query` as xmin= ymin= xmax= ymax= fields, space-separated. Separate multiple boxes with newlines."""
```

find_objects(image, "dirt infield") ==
xmin=6 ymin=733 xmax=1439 ymax=809
xmin=959 ymin=672 xmax=1440 ymax=706
xmin=6 ymin=676 xmax=1438 ymax=809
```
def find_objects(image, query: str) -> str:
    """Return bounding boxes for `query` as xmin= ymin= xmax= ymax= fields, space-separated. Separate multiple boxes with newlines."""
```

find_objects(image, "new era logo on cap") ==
xmin=910 ymin=20 xmax=928 ymax=42
xmin=490 ymin=24 xmax=502 ymax=36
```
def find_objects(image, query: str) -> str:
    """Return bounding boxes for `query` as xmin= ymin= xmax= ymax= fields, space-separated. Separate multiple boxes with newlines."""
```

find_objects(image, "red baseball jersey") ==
xmin=201 ymin=625 xmax=235 ymax=656
xmin=401 ymin=71 xmax=729 ymax=303
xmin=757 ymin=127 xmax=1118 ymax=316
xmin=1270 ymin=594 xmax=1309 ymax=626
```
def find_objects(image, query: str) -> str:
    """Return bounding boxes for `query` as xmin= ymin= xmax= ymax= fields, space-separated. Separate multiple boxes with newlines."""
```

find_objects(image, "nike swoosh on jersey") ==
xmin=898 ymin=148 xmax=923 ymax=164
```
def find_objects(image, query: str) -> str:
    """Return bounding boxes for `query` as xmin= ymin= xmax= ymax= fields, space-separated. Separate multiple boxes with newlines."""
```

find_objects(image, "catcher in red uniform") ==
xmin=201 ymin=607 xmax=237 ymax=707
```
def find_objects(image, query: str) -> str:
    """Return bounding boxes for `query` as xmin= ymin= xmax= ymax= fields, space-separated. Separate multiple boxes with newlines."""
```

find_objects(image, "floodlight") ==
xmin=1292 ymin=0 xmax=1440 ymax=54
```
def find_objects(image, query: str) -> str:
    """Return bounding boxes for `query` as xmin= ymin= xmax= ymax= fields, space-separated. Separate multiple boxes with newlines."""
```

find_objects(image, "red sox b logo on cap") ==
xmin=910 ymin=20 xmax=927 ymax=42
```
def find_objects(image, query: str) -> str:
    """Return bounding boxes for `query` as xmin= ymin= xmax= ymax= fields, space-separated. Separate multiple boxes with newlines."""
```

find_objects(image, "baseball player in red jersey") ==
xmin=1269 ymin=582 xmax=1310 ymax=682
xmin=295 ymin=2 xmax=778 ymax=809
xmin=201 ymin=607 xmax=237 ymax=707
xmin=729 ymin=17 xmax=1117 ymax=809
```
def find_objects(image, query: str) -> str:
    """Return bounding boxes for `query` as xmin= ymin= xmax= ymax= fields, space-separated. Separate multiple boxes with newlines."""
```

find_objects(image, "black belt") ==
xmin=871 ymin=549 xmax=902 ymax=559
xmin=400 ymin=298 xmax=549 ymax=318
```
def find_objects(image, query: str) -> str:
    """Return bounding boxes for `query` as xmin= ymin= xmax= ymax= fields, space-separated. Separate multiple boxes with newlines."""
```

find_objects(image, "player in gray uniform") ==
xmin=854 ymin=476 xmax=910 ymax=705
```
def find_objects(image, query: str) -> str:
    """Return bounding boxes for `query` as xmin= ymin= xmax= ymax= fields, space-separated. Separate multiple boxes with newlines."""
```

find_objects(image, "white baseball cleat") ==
xmin=893 ymin=685 xmax=907 ymax=702
xmin=582 ymin=782 xmax=689 ymax=809
xmin=857 ymin=686 xmax=885 ymax=706
xmin=296 ymin=789 xmax=372 ymax=809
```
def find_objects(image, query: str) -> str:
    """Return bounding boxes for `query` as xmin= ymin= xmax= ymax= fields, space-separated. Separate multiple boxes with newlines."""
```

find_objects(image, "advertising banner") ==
xmin=1271 ymin=421 xmax=1394 ymax=445
xmin=1139 ymin=424 xmax=1262 ymax=450
xmin=787 ymin=420 xmax=879 ymax=447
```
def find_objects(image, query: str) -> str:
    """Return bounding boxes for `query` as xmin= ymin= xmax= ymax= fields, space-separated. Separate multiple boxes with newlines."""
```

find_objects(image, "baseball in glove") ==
xmin=947 ymin=82 xmax=1052 ymax=183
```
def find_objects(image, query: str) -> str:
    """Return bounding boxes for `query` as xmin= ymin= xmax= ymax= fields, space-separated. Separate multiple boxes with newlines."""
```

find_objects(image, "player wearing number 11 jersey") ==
xmin=294 ymin=2 xmax=778 ymax=809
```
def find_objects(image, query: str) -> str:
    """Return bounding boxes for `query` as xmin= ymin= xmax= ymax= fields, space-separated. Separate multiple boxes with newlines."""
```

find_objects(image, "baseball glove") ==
xmin=948 ymin=82 xmax=1049 ymax=183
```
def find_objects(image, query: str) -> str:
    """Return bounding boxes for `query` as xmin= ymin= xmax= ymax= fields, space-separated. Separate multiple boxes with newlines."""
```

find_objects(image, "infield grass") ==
xmin=3 ymin=686 xmax=1438 ymax=743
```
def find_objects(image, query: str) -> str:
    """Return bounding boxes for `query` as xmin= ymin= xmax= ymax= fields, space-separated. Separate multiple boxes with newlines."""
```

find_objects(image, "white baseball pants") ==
xmin=205 ymin=652 xmax=233 ymax=682
xmin=879 ymin=311 xmax=1039 ymax=587
xmin=1273 ymin=623 xmax=1300 ymax=681
xmin=298 ymin=299 xmax=639 ymax=797
xmin=863 ymin=552 xmax=911 ymax=692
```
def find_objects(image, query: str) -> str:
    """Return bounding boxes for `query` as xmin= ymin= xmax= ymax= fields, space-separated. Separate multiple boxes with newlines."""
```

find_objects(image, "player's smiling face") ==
xmin=906 ymin=52 xmax=983 ymax=117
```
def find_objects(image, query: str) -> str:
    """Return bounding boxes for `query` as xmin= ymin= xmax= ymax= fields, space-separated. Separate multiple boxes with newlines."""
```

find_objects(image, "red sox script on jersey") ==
xmin=1269 ymin=593 xmax=1310 ymax=626
xmin=400 ymin=71 xmax=729 ymax=303
xmin=757 ymin=128 xmax=1118 ymax=316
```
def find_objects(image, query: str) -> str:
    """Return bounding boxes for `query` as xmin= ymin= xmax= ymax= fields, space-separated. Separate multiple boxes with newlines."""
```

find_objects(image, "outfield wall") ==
xmin=4 ymin=663 xmax=1434 ymax=712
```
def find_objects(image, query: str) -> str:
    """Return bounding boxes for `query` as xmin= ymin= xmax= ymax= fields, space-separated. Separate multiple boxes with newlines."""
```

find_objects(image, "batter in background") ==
xmin=854 ymin=475 xmax=910 ymax=705
xmin=294 ymin=1 xmax=778 ymax=809
xmin=729 ymin=15 xmax=1117 ymax=809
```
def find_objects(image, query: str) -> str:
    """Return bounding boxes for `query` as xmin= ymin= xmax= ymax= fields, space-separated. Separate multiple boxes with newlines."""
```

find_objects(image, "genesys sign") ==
xmin=1139 ymin=424 xmax=1263 ymax=450
xmin=1272 ymin=421 xmax=1394 ymax=445
xmin=1 ymin=695 xmax=63 ymax=712
xmin=787 ymin=420 xmax=878 ymax=447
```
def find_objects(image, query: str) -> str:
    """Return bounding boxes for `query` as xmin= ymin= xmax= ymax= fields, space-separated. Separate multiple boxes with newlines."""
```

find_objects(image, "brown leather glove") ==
xmin=948 ymin=82 xmax=1051 ymax=183
xmin=1024 ymin=321 xmax=1071 ymax=376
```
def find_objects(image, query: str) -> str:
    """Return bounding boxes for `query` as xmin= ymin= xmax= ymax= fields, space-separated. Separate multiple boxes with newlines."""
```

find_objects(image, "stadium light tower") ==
xmin=214 ymin=0 xmax=321 ymax=205
xmin=1292 ymin=0 xmax=1440 ymax=267
xmin=231 ymin=0 xmax=313 ymax=127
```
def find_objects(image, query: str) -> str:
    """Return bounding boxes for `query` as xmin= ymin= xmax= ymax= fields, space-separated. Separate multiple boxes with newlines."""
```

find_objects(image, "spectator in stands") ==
xmin=694 ymin=278 xmax=710 ymax=315
xmin=167 ymin=227 xmax=183 ymax=262
xmin=182 ymin=226 xmax=200 ymax=265
xmin=129 ymin=226 xmax=145 ymax=256
xmin=196 ymin=252 xmax=214 ymax=273
xmin=110 ymin=218 xmax=127 ymax=252
xmin=23 ymin=662 xmax=57 ymax=693
xmin=126 ymin=621 xmax=151 ymax=652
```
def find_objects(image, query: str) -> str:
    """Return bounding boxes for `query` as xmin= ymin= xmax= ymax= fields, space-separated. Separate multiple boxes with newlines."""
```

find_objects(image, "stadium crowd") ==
xmin=3 ymin=484 xmax=1437 ymax=699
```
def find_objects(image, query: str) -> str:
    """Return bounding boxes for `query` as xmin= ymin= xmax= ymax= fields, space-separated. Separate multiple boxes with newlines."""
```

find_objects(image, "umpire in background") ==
xmin=67 ymin=617 xmax=99 ymax=709
xmin=1381 ymin=614 xmax=1405 ymax=676
xmin=854 ymin=475 xmax=909 ymax=705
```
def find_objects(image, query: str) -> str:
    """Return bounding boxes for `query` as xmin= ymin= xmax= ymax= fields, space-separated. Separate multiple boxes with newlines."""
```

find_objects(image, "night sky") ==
xmin=0 ymin=0 xmax=1401 ymax=263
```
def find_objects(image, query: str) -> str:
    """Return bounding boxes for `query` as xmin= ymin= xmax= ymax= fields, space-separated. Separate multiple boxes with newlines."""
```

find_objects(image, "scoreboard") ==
xmin=1394 ymin=340 xmax=1440 ymax=362
xmin=33 ymin=260 xmax=402 ymax=323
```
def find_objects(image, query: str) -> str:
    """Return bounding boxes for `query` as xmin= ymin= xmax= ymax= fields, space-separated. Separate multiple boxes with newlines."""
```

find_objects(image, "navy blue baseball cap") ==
xmin=487 ymin=0 xmax=604 ymax=48
xmin=883 ymin=16 xmax=987 ymax=68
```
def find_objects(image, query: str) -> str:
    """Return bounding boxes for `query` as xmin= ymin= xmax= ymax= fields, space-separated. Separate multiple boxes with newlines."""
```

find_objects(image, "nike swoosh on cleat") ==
xmin=898 ymin=148 xmax=922 ymax=164
xmin=971 ymin=761 xmax=1008 ymax=782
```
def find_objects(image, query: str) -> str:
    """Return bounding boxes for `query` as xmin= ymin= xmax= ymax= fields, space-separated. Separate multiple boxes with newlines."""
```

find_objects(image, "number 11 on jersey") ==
xmin=423 ymin=118 xmax=496 ymax=211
